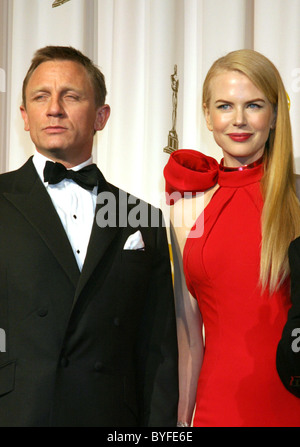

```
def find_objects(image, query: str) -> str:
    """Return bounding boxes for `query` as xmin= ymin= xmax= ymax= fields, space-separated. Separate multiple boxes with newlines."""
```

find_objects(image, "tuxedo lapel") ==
xmin=74 ymin=183 xmax=122 ymax=302
xmin=2 ymin=159 xmax=80 ymax=288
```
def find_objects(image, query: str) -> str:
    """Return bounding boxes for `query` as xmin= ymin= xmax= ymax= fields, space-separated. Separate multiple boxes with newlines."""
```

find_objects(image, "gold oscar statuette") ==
xmin=164 ymin=64 xmax=179 ymax=154
xmin=52 ymin=0 xmax=70 ymax=8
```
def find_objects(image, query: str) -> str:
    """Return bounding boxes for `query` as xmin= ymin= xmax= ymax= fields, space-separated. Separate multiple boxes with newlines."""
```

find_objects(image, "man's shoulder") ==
xmin=0 ymin=157 xmax=36 ymax=193
xmin=0 ymin=168 xmax=21 ymax=192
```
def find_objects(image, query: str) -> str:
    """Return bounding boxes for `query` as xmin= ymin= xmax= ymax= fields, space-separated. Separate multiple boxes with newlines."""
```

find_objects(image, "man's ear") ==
xmin=94 ymin=104 xmax=111 ymax=131
xmin=203 ymin=103 xmax=213 ymax=132
xmin=20 ymin=105 xmax=30 ymax=131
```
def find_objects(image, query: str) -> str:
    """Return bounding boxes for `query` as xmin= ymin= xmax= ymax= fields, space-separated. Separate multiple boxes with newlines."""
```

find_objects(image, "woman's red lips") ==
xmin=228 ymin=133 xmax=253 ymax=142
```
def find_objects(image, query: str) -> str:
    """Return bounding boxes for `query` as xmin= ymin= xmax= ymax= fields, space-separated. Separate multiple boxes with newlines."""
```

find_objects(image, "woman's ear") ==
xmin=270 ymin=106 xmax=277 ymax=129
xmin=203 ymin=103 xmax=213 ymax=131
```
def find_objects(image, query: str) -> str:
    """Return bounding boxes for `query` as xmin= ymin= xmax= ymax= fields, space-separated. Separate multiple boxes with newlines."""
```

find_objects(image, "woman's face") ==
xmin=204 ymin=70 xmax=276 ymax=167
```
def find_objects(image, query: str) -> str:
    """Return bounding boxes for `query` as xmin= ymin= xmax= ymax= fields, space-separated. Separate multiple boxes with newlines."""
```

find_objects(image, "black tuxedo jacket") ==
xmin=277 ymin=236 xmax=300 ymax=398
xmin=0 ymin=157 xmax=178 ymax=426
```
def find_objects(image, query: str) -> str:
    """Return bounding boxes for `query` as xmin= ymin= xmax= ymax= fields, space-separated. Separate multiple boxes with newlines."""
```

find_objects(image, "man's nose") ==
xmin=47 ymin=96 xmax=65 ymax=116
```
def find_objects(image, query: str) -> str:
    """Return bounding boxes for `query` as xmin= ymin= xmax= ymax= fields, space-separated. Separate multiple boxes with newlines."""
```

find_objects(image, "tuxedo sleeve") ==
xmin=136 ymin=209 xmax=179 ymax=426
xmin=277 ymin=237 xmax=300 ymax=397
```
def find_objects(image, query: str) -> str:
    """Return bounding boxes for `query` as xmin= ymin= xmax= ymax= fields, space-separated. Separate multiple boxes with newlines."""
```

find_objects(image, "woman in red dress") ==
xmin=164 ymin=49 xmax=300 ymax=426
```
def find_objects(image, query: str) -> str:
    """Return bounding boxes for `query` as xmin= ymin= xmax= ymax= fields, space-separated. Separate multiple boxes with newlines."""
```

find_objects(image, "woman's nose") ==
xmin=233 ymin=107 xmax=246 ymax=126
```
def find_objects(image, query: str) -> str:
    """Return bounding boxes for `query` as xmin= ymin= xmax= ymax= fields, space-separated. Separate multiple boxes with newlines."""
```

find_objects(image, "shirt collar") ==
xmin=32 ymin=150 xmax=93 ymax=184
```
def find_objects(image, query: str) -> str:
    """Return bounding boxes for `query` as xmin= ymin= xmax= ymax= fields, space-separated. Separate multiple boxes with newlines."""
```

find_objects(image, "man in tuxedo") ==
xmin=0 ymin=46 xmax=178 ymax=426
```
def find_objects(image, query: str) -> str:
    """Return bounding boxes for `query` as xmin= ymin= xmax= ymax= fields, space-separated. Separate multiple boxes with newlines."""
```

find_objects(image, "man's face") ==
xmin=20 ymin=60 xmax=110 ymax=166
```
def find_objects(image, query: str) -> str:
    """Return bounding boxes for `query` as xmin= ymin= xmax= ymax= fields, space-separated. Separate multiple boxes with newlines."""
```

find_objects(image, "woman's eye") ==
xmin=247 ymin=103 xmax=262 ymax=109
xmin=217 ymin=104 xmax=231 ymax=110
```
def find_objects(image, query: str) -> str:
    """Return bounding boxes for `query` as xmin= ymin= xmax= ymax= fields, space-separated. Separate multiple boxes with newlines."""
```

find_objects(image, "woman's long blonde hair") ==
xmin=202 ymin=49 xmax=300 ymax=293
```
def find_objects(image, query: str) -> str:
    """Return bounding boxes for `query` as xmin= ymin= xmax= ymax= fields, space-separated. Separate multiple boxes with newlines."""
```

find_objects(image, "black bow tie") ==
xmin=43 ymin=161 xmax=100 ymax=191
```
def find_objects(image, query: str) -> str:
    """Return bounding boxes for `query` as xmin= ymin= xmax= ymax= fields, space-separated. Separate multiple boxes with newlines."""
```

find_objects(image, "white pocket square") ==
xmin=123 ymin=230 xmax=145 ymax=250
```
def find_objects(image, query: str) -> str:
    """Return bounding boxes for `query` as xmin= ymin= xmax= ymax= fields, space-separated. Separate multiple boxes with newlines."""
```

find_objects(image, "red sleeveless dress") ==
xmin=164 ymin=149 xmax=300 ymax=427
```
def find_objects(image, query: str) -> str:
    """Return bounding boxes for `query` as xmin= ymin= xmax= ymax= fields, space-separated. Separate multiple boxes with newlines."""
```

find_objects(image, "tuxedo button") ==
xmin=113 ymin=317 xmax=120 ymax=327
xmin=94 ymin=361 xmax=104 ymax=372
xmin=37 ymin=308 xmax=48 ymax=317
xmin=290 ymin=376 xmax=300 ymax=387
xmin=60 ymin=357 xmax=69 ymax=368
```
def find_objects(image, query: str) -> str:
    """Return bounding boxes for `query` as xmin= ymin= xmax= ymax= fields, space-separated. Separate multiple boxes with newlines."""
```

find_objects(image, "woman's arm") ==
xmin=170 ymin=196 xmax=205 ymax=426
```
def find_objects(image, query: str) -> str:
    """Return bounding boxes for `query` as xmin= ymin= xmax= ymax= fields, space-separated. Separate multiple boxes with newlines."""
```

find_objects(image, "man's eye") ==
xmin=65 ymin=95 xmax=79 ymax=101
xmin=34 ymin=95 xmax=47 ymax=101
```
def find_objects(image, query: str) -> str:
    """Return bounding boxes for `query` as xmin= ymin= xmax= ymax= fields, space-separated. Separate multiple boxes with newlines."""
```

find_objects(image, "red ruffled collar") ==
xmin=163 ymin=150 xmax=219 ymax=204
xmin=163 ymin=149 xmax=263 ymax=204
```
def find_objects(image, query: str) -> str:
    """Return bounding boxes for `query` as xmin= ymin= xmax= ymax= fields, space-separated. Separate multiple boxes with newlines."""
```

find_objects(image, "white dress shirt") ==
xmin=33 ymin=151 xmax=97 ymax=271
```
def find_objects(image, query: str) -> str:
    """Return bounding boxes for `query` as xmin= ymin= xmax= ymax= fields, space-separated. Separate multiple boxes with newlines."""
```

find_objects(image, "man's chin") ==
xmin=36 ymin=147 xmax=69 ymax=161
xmin=35 ymin=147 xmax=91 ymax=168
